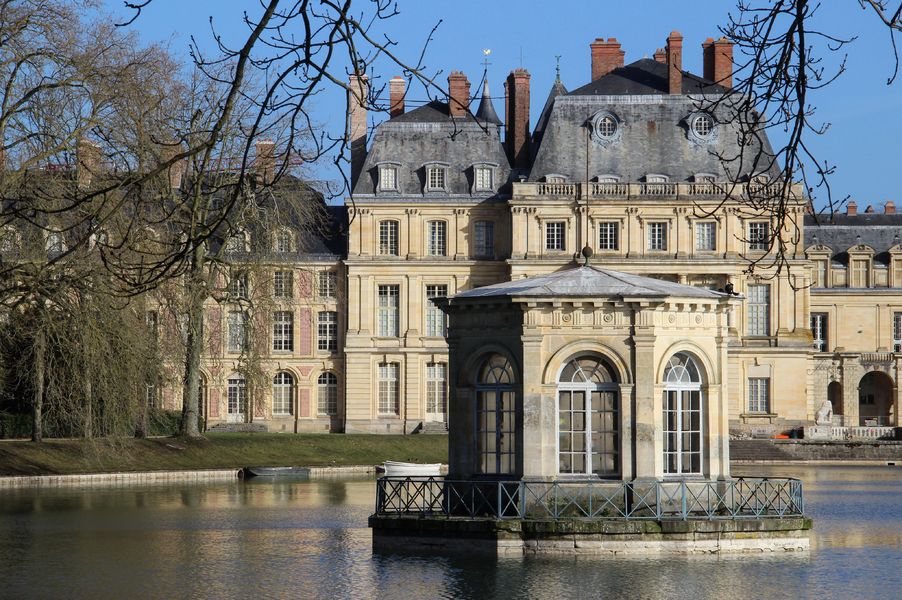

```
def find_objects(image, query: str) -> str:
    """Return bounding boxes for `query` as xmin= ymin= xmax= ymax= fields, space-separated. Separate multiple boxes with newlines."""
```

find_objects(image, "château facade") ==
xmin=193 ymin=32 xmax=902 ymax=436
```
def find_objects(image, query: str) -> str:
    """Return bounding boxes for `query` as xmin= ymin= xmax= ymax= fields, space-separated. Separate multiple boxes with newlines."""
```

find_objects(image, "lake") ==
xmin=0 ymin=465 xmax=900 ymax=599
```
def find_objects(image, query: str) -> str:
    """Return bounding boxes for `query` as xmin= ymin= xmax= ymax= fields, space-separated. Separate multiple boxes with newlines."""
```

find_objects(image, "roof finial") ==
xmin=555 ymin=55 xmax=562 ymax=83
xmin=581 ymin=245 xmax=593 ymax=267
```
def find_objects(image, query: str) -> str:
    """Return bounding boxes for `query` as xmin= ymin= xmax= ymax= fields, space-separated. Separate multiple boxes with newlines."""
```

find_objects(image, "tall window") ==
xmin=227 ymin=376 xmax=246 ymax=417
xmin=426 ymin=362 xmax=447 ymax=419
xmin=545 ymin=221 xmax=565 ymax=251
xmin=318 ymin=311 xmax=338 ymax=352
xmin=648 ymin=222 xmax=668 ymax=251
xmin=473 ymin=221 xmax=494 ymax=258
xmin=426 ymin=165 xmax=446 ymax=191
xmin=748 ymin=221 xmax=769 ymax=251
xmin=598 ymin=222 xmax=619 ymax=251
xmin=851 ymin=259 xmax=869 ymax=288
xmin=427 ymin=220 xmax=446 ymax=256
xmin=748 ymin=377 xmax=770 ymax=413
xmin=476 ymin=354 xmax=517 ymax=475
xmin=894 ymin=313 xmax=902 ymax=352
xmin=425 ymin=285 xmax=447 ymax=337
xmin=227 ymin=311 xmax=246 ymax=353
xmin=318 ymin=372 xmax=338 ymax=415
xmin=229 ymin=272 xmax=248 ymax=299
xmin=318 ymin=271 xmax=337 ymax=298
xmin=146 ymin=311 xmax=159 ymax=341
xmin=379 ymin=166 xmax=397 ymax=191
xmin=663 ymin=353 xmax=703 ymax=475
xmin=272 ymin=311 xmax=294 ymax=352
xmin=695 ymin=222 xmax=716 ymax=251
xmin=747 ymin=284 xmax=770 ymax=336
xmin=378 ymin=362 xmax=400 ymax=415
xmin=379 ymin=220 xmax=399 ymax=256
xmin=273 ymin=270 xmax=293 ymax=299
xmin=272 ymin=372 xmax=294 ymax=416
xmin=474 ymin=166 xmax=493 ymax=191
xmin=274 ymin=229 xmax=293 ymax=253
xmin=46 ymin=232 xmax=65 ymax=254
xmin=811 ymin=313 xmax=828 ymax=352
xmin=377 ymin=285 xmax=399 ymax=337
xmin=557 ymin=356 xmax=619 ymax=477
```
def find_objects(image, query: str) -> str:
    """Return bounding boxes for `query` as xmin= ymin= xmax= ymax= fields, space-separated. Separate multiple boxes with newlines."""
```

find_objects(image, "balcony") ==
xmin=516 ymin=181 xmax=804 ymax=202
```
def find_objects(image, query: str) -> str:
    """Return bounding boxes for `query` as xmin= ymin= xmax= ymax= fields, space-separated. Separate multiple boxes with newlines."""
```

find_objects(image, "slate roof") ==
xmin=532 ymin=79 xmax=568 ymax=152
xmin=474 ymin=78 xmax=502 ymax=125
xmin=569 ymin=58 xmax=728 ymax=96
xmin=453 ymin=266 xmax=730 ymax=300
xmin=804 ymin=213 xmax=902 ymax=264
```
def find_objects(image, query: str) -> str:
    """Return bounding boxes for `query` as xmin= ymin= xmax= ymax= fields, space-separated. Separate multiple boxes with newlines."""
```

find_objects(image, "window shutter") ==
xmin=298 ymin=307 xmax=312 ymax=355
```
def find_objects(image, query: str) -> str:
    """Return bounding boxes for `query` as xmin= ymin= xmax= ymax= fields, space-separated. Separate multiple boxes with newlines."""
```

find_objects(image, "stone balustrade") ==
xmin=515 ymin=181 xmax=804 ymax=201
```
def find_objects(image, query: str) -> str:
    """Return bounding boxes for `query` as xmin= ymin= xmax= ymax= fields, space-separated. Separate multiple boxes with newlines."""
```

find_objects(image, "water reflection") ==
xmin=0 ymin=467 xmax=899 ymax=599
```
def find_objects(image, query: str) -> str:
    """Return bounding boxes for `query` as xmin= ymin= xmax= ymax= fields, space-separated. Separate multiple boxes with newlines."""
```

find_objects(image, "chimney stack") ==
xmin=348 ymin=74 xmax=369 ymax=189
xmin=666 ymin=31 xmax=683 ymax=95
xmin=389 ymin=76 xmax=406 ymax=118
xmin=255 ymin=139 xmax=276 ymax=185
xmin=160 ymin=141 xmax=186 ymax=189
xmin=77 ymin=138 xmax=101 ymax=188
xmin=704 ymin=36 xmax=734 ymax=88
xmin=846 ymin=200 xmax=857 ymax=216
xmin=590 ymin=38 xmax=625 ymax=81
xmin=505 ymin=68 xmax=531 ymax=170
xmin=448 ymin=71 xmax=471 ymax=117
xmin=653 ymin=48 xmax=667 ymax=64
xmin=885 ymin=200 xmax=896 ymax=215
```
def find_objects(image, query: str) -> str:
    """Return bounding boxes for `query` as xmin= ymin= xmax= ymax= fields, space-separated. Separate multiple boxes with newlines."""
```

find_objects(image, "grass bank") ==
xmin=0 ymin=433 xmax=448 ymax=476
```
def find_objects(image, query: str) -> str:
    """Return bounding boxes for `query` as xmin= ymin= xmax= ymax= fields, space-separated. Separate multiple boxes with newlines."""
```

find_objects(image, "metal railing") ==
xmin=375 ymin=477 xmax=804 ymax=521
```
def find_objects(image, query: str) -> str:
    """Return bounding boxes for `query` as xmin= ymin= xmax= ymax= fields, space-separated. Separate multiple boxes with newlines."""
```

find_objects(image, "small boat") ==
xmin=240 ymin=466 xmax=311 ymax=479
xmin=382 ymin=461 xmax=442 ymax=477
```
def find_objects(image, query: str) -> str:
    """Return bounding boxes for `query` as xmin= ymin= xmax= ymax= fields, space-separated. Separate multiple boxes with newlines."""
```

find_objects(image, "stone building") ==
xmin=189 ymin=31 xmax=901 ymax=437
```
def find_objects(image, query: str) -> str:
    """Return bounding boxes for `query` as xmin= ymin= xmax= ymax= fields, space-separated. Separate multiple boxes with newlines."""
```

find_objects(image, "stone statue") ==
xmin=815 ymin=400 xmax=833 ymax=425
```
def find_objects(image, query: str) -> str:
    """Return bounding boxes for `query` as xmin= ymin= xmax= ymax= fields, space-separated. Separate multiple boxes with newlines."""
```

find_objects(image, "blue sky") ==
xmin=102 ymin=0 xmax=900 ymax=210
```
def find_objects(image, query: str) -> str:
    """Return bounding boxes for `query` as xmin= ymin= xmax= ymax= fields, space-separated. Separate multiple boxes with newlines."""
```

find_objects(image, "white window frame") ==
xmin=317 ymin=372 xmax=338 ymax=415
xmin=274 ymin=228 xmax=294 ymax=253
xmin=425 ymin=284 xmax=447 ymax=337
xmin=272 ymin=311 xmax=294 ymax=352
xmin=426 ymin=220 xmax=447 ymax=257
xmin=378 ymin=220 xmax=399 ymax=256
xmin=648 ymin=222 xmax=668 ymax=251
xmin=663 ymin=354 xmax=704 ymax=476
xmin=272 ymin=372 xmax=294 ymax=416
xmin=227 ymin=376 xmax=246 ymax=417
xmin=474 ymin=165 xmax=493 ymax=192
xmin=748 ymin=377 xmax=770 ymax=413
xmin=273 ymin=270 xmax=293 ymax=299
xmin=597 ymin=221 xmax=619 ymax=251
xmin=378 ymin=362 xmax=400 ymax=415
xmin=317 ymin=311 xmax=338 ymax=352
xmin=473 ymin=220 xmax=494 ymax=258
xmin=425 ymin=165 xmax=447 ymax=191
xmin=545 ymin=221 xmax=566 ymax=252
xmin=747 ymin=284 xmax=770 ymax=336
xmin=695 ymin=221 xmax=716 ymax=252
xmin=227 ymin=311 xmax=246 ymax=353
xmin=893 ymin=312 xmax=902 ymax=353
xmin=377 ymin=284 xmax=400 ymax=337
xmin=811 ymin=312 xmax=828 ymax=352
xmin=318 ymin=271 xmax=337 ymax=299
xmin=748 ymin=221 xmax=769 ymax=251
xmin=426 ymin=362 xmax=447 ymax=418
xmin=379 ymin=165 xmax=398 ymax=191
xmin=229 ymin=272 xmax=248 ymax=300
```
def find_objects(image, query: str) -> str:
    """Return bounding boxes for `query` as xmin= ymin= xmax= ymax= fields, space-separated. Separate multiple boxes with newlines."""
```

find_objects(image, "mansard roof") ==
xmin=452 ymin=265 xmax=730 ymax=301
xmin=804 ymin=213 xmax=902 ymax=264
xmin=569 ymin=58 xmax=728 ymax=96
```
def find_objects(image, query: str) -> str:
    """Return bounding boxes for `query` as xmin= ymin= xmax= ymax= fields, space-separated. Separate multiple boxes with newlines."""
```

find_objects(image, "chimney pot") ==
xmin=653 ymin=48 xmax=667 ymax=64
xmin=389 ymin=76 xmax=406 ymax=118
xmin=590 ymin=37 xmax=625 ymax=81
xmin=885 ymin=200 xmax=896 ymax=215
xmin=710 ymin=36 xmax=734 ymax=88
xmin=666 ymin=31 xmax=683 ymax=95
xmin=448 ymin=71 xmax=471 ymax=117
xmin=846 ymin=200 xmax=857 ymax=216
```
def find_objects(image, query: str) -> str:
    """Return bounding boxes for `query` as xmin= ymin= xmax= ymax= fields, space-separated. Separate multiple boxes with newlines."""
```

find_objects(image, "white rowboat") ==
xmin=382 ymin=461 xmax=442 ymax=477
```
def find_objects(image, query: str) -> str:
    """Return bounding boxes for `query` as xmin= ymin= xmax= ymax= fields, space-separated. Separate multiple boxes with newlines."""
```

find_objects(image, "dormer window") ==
xmin=694 ymin=173 xmax=717 ymax=183
xmin=474 ymin=165 xmax=494 ymax=192
xmin=596 ymin=175 xmax=620 ymax=183
xmin=692 ymin=114 xmax=714 ymax=137
xmin=425 ymin=164 xmax=447 ymax=192
xmin=545 ymin=175 xmax=567 ymax=183
xmin=646 ymin=174 xmax=669 ymax=183
xmin=687 ymin=112 xmax=718 ymax=144
xmin=274 ymin=228 xmax=294 ymax=253
xmin=225 ymin=229 xmax=248 ymax=254
xmin=378 ymin=164 xmax=399 ymax=192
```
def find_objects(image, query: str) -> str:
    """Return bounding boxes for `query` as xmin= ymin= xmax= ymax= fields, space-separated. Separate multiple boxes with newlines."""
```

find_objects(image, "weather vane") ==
xmin=555 ymin=55 xmax=562 ymax=82
xmin=482 ymin=48 xmax=492 ymax=70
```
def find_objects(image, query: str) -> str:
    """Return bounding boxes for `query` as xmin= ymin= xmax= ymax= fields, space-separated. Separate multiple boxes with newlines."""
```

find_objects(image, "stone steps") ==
xmin=416 ymin=421 xmax=448 ymax=434
xmin=729 ymin=440 xmax=796 ymax=461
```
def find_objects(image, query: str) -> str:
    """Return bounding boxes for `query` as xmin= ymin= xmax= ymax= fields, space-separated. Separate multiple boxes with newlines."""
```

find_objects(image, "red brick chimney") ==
xmin=77 ymin=138 xmax=101 ymax=188
xmin=389 ymin=76 xmax=406 ymax=118
xmin=255 ymin=139 xmax=275 ymax=184
xmin=348 ymin=74 xmax=369 ymax=188
xmin=653 ymin=48 xmax=667 ymax=64
xmin=885 ymin=200 xmax=896 ymax=215
xmin=846 ymin=200 xmax=857 ymax=216
xmin=160 ymin=141 xmax=185 ymax=189
xmin=590 ymin=37 xmax=625 ymax=81
xmin=448 ymin=71 xmax=471 ymax=117
xmin=702 ymin=38 xmax=715 ymax=80
xmin=666 ymin=31 xmax=683 ymax=94
xmin=712 ymin=37 xmax=734 ymax=88
xmin=505 ymin=68 xmax=531 ymax=170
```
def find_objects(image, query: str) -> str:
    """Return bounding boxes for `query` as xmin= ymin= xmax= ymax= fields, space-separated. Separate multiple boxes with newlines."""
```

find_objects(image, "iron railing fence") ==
xmin=375 ymin=477 xmax=804 ymax=521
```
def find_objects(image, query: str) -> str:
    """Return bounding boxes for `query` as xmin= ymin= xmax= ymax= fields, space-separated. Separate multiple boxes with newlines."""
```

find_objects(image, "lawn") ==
xmin=0 ymin=433 xmax=449 ymax=476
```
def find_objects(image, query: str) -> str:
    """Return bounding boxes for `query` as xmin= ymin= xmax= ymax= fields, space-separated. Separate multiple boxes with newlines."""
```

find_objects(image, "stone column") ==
xmin=840 ymin=354 xmax=859 ymax=426
xmin=632 ymin=323 xmax=658 ymax=480
xmin=618 ymin=383 xmax=635 ymax=480
xmin=520 ymin=332 xmax=545 ymax=478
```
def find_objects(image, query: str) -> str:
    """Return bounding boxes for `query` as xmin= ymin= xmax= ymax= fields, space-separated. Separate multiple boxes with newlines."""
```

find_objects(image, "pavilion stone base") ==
xmin=369 ymin=515 xmax=811 ymax=557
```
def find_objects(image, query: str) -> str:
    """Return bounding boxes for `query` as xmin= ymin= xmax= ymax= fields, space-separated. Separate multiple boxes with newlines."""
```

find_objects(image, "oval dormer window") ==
xmin=597 ymin=116 xmax=617 ymax=137
xmin=590 ymin=111 xmax=621 ymax=146
xmin=692 ymin=114 xmax=714 ymax=137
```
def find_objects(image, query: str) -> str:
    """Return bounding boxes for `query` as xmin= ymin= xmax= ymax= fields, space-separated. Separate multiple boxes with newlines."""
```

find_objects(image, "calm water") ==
xmin=0 ymin=466 xmax=900 ymax=599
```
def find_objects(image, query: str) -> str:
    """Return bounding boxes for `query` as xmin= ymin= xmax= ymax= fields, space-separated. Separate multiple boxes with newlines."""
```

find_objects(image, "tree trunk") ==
xmin=179 ymin=246 xmax=206 ymax=437
xmin=135 ymin=384 xmax=147 ymax=438
xmin=84 ymin=377 xmax=93 ymax=439
xmin=32 ymin=327 xmax=45 ymax=443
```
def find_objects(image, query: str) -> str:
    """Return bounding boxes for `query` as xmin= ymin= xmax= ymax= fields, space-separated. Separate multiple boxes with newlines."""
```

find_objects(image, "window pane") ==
xmin=377 ymin=285 xmax=400 ymax=337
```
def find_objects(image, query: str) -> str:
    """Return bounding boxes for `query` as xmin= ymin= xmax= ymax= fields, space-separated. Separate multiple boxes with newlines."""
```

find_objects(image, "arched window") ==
xmin=558 ymin=356 xmax=620 ymax=477
xmin=273 ymin=228 xmax=294 ymax=253
xmin=475 ymin=354 xmax=517 ymax=475
xmin=663 ymin=353 xmax=704 ymax=475
xmin=272 ymin=372 xmax=294 ymax=416
xmin=227 ymin=375 xmax=246 ymax=422
xmin=318 ymin=372 xmax=338 ymax=416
